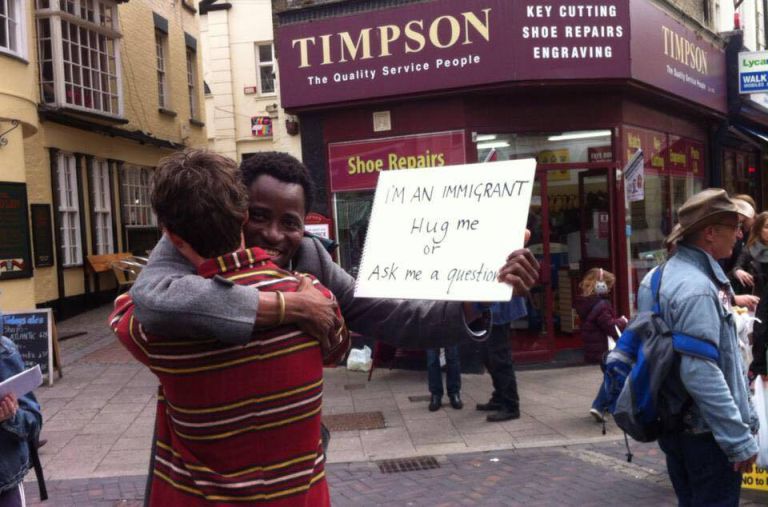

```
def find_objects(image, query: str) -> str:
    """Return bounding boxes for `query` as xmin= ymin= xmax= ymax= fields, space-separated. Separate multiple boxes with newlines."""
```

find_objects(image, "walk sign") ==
xmin=739 ymin=51 xmax=768 ymax=94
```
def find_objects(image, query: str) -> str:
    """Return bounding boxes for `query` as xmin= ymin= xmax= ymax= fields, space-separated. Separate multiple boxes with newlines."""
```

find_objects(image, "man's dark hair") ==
xmin=238 ymin=152 xmax=315 ymax=213
xmin=151 ymin=149 xmax=248 ymax=258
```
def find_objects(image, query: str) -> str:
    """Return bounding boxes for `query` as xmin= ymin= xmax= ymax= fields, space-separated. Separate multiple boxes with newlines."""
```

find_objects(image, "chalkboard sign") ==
xmin=2 ymin=309 xmax=54 ymax=386
xmin=30 ymin=204 xmax=54 ymax=268
xmin=0 ymin=182 xmax=33 ymax=280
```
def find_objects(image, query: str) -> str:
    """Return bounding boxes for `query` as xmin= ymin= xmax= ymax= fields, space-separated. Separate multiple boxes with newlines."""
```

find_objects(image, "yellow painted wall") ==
xmin=0 ymin=124 xmax=35 ymax=312
xmin=119 ymin=0 xmax=207 ymax=148
xmin=2 ymin=1 xmax=208 ymax=313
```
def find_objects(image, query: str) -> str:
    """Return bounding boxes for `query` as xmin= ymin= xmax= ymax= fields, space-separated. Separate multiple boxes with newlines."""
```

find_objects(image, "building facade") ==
xmin=200 ymin=0 xmax=301 ymax=162
xmin=273 ymin=0 xmax=743 ymax=363
xmin=0 ymin=0 xmax=206 ymax=317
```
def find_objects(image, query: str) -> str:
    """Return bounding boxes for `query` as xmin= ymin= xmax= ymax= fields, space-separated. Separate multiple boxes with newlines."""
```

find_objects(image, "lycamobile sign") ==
xmin=739 ymin=51 xmax=768 ymax=94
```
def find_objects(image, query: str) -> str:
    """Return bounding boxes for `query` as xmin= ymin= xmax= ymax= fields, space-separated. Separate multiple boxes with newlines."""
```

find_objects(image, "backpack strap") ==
xmin=650 ymin=264 xmax=665 ymax=315
xmin=672 ymin=333 xmax=720 ymax=362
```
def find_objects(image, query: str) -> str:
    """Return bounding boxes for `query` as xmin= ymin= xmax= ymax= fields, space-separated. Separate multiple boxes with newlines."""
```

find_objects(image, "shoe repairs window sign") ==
xmin=354 ymin=159 xmax=535 ymax=302
xmin=328 ymin=130 xmax=466 ymax=192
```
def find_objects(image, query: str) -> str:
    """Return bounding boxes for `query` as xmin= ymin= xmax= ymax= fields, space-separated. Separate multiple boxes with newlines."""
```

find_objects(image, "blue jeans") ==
xmin=426 ymin=347 xmax=460 ymax=397
xmin=658 ymin=432 xmax=742 ymax=507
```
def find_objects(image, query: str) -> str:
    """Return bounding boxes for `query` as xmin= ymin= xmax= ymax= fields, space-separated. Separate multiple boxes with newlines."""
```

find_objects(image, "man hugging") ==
xmin=110 ymin=149 xmax=348 ymax=506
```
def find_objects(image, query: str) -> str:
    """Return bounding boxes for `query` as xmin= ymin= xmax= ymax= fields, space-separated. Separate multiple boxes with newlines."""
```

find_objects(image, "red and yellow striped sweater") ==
xmin=110 ymin=247 xmax=347 ymax=506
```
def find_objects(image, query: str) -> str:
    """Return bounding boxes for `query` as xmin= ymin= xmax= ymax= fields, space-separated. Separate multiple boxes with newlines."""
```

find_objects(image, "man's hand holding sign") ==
xmin=354 ymin=159 xmax=538 ymax=314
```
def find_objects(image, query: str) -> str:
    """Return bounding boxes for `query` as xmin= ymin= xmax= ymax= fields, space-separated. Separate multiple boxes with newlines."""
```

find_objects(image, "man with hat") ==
xmin=639 ymin=188 xmax=758 ymax=506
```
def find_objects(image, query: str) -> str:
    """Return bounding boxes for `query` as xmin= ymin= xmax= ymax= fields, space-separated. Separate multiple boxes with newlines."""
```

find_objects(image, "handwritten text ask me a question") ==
xmin=355 ymin=159 xmax=536 ymax=302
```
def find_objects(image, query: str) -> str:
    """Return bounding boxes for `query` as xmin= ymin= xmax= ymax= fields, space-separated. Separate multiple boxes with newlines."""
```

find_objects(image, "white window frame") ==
xmin=155 ymin=29 xmax=168 ymax=109
xmin=0 ymin=0 xmax=27 ymax=59
xmin=120 ymin=165 xmax=156 ymax=228
xmin=56 ymin=153 xmax=83 ymax=267
xmin=36 ymin=0 xmax=123 ymax=118
xmin=255 ymin=42 xmax=276 ymax=95
xmin=186 ymin=47 xmax=198 ymax=119
xmin=90 ymin=158 xmax=113 ymax=255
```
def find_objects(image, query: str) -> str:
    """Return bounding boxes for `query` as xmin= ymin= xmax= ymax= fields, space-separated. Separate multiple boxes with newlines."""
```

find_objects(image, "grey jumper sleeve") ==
xmin=131 ymin=235 xmax=489 ymax=347
xmin=130 ymin=235 xmax=259 ymax=343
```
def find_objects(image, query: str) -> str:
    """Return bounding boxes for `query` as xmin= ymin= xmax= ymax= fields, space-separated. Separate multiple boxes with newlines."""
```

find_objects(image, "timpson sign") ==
xmin=276 ymin=0 xmax=725 ymax=113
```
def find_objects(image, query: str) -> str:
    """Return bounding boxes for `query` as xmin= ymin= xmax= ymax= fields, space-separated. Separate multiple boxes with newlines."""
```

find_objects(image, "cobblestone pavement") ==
xmin=23 ymin=441 xmax=768 ymax=505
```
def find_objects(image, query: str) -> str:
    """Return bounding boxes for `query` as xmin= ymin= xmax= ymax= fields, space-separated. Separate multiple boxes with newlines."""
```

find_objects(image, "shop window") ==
xmin=56 ymin=153 xmax=82 ymax=266
xmin=0 ymin=0 xmax=26 ymax=59
xmin=335 ymin=191 xmax=374 ymax=278
xmin=723 ymin=148 xmax=759 ymax=198
xmin=37 ymin=0 xmax=121 ymax=116
xmin=475 ymin=130 xmax=613 ymax=165
xmin=90 ymin=158 xmax=113 ymax=255
xmin=623 ymin=127 xmax=705 ymax=303
xmin=255 ymin=42 xmax=275 ymax=95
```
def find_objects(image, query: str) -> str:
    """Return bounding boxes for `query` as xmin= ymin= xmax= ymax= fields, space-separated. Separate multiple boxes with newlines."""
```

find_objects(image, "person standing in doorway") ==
xmin=426 ymin=346 xmax=462 ymax=411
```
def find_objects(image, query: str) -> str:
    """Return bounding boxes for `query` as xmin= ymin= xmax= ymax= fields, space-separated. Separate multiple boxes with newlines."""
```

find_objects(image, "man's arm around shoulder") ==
xmin=130 ymin=235 xmax=258 ymax=343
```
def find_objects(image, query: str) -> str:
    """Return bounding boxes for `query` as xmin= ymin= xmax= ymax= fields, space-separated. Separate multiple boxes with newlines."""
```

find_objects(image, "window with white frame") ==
xmin=186 ymin=47 xmax=198 ymax=119
xmin=155 ymin=29 xmax=168 ymax=109
xmin=36 ymin=0 xmax=121 ymax=116
xmin=0 ymin=0 xmax=26 ymax=58
xmin=56 ymin=153 xmax=83 ymax=266
xmin=119 ymin=165 xmax=155 ymax=228
xmin=256 ymin=42 xmax=275 ymax=95
xmin=90 ymin=158 xmax=113 ymax=254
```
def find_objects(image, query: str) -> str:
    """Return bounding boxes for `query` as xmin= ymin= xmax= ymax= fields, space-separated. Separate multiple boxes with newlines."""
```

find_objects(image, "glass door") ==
xmin=513 ymin=167 xmax=616 ymax=363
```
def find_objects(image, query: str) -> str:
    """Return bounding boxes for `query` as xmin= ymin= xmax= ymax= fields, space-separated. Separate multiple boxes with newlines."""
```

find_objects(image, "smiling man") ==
xmin=130 ymin=151 xmax=539 ymax=354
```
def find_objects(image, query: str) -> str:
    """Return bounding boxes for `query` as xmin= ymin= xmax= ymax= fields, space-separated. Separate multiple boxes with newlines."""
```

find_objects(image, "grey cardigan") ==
xmin=130 ymin=235 xmax=488 ymax=348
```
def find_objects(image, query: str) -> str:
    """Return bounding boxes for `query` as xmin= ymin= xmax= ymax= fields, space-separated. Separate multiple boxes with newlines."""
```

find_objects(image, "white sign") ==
xmin=304 ymin=223 xmax=330 ymax=239
xmin=354 ymin=159 xmax=536 ymax=301
xmin=739 ymin=51 xmax=768 ymax=94
xmin=624 ymin=150 xmax=644 ymax=202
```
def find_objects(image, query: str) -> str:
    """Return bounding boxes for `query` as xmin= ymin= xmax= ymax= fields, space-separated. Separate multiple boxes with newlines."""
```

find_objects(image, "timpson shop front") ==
xmin=276 ymin=0 xmax=729 ymax=363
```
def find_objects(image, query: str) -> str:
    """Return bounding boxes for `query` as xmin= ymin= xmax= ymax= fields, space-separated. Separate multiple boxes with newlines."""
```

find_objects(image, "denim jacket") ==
xmin=638 ymin=244 xmax=758 ymax=462
xmin=0 ymin=335 xmax=42 ymax=494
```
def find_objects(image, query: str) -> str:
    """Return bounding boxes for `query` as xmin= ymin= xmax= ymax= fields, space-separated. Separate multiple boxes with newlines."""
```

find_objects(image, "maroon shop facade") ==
xmin=276 ymin=0 xmax=733 ymax=363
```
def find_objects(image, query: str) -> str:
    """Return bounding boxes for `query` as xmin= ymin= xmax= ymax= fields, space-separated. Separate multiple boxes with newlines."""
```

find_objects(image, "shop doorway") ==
xmin=512 ymin=166 xmax=617 ymax=363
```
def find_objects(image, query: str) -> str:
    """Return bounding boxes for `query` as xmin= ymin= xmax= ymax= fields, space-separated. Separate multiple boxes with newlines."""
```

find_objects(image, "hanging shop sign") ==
xmin=277 ymin=0 xmax=725 ymax=112
xmin=738 ymin=51 xmax=768 ymax=94
xmin=328 ymin=130 xmax=466 ymax=192
xmin=0 ymin=182 xmax=32 ymax=280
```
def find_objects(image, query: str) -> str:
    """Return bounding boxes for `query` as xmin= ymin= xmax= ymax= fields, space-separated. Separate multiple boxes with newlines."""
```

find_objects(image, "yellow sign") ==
xmin=743 ymin=465 xmax=768 ymax=491
xmin=537 ymin=149 xmax=570 ymax=181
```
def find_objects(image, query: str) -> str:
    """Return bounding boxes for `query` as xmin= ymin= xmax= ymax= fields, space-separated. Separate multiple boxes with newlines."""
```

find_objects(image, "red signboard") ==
xmin=328 ymin=131 xmax=466 ymax=192
xmin=624 ymin=126 xmax=667 ymax=174
xmin=629 ymin=0 xmax=726 ymax=114
xmin=666 ymin=135 xmax=688 ymax=175
xmin=277 ymin=0 xmax=725 ymax=113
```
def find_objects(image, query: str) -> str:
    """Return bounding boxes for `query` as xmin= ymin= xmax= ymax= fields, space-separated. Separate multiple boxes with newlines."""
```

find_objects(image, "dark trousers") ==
xmin=480 ymin=324 xmax=519 ymax=410
xmin=658 ymin=432 xmax=742 ymax=507
xmin=426 ymin=346 xmax=461 ymax=396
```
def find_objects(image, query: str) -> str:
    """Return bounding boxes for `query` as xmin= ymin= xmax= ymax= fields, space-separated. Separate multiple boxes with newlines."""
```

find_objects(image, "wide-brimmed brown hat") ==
xmin=665 ymin=188 xmax=750 ymax=245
